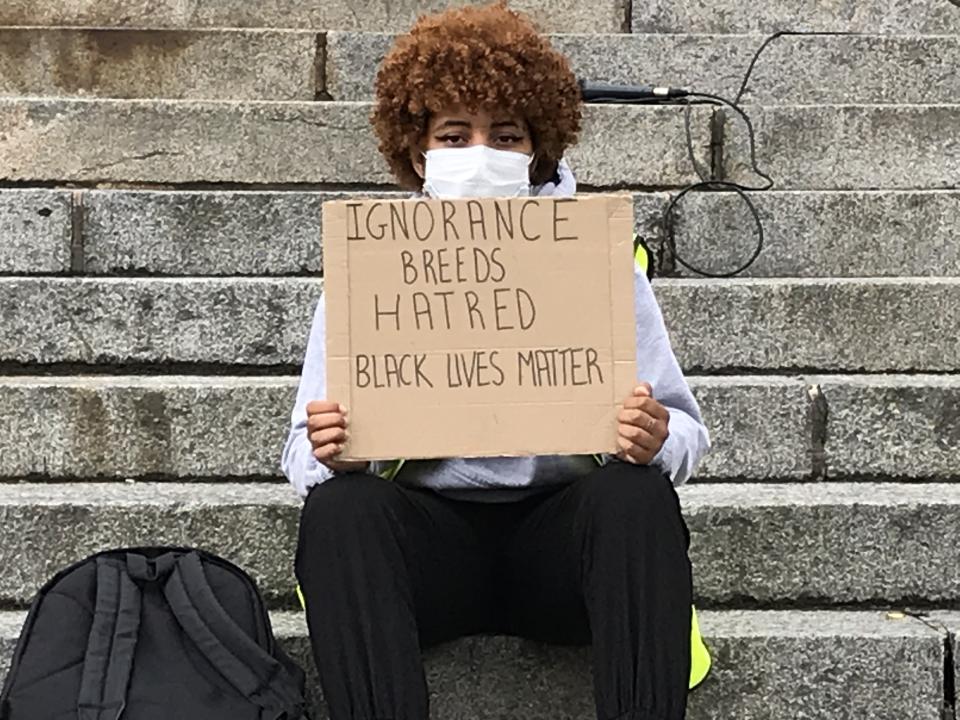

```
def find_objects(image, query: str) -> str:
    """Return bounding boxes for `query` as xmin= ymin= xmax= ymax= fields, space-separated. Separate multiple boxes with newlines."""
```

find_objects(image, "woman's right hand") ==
xmin=305 ymin=400 xmax=368 ymax=473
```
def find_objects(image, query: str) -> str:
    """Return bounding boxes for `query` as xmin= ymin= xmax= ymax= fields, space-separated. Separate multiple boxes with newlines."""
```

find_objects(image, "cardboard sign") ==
xmin=323 ymin=194 xmax=637 ymax=460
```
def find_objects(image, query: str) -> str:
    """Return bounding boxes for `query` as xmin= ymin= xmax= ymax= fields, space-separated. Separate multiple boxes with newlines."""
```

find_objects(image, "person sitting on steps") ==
xmin=281 ymin=3 xmax=712 ymax=719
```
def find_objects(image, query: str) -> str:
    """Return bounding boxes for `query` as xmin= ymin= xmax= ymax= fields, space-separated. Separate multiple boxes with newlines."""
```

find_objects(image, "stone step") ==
xmin=2 ymin=99 xmax=957 ymax=190
xmin=656 ymin=189 xmax=960 ymax=278
xmin=632 ymin=0 xmax=960 ymax=34
xmin=4 ymin=188 xmax=957 ymax=278
xmin=0 ymin=609 xmax=946 ymax=719
xmin=722 ymin=104 xmax=960 ymax=190
xmin=1 ymin=277 xmax=957 ymax=372
xmin=1 ymin=375 xmax=956 ymax=483
xmin=0 ymin=99 xmax=711 ymax=187
xmin=5 ymin=29 xmax=959 ymax=105
xmin=0 ymin=0 xmax=628 ymax=33
xmin=1 ymin=482 xmax=959 ymax=608
xmin=0 ymin=28 xmax=318 ymax=101
xmin=327 ymin=32 xmax=960 ymax=105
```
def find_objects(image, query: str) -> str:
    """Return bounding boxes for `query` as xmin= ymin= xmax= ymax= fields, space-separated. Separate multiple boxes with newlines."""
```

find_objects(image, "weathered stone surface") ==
xmin=0 ymin=0 xmax=629 ymax=33
xmin=0 ymin=375 xmax=810 ymax=481
xmin=632 ymin=0 xmax=960 ymax=34
xmin=0 ymin=189 xmax=72 ymax=273
xmin=687 ymin=377 xmax=812 ymax=480
xmin=663 ymin=190 xmax=960 ymax=278
xmin=80 ymin=189 xmax=405 ymax=275
xmin=0 ymin=609 xmax=946 ymax=719
xmin=723 ymin=104 xmax=960 ymax=191
xmin=0 ymin=484 xmax=301 ymax=608
xmin=737 ymin=34 xmax=960 ymax=105
xmin=571 ymin=105 xmax=712 ymax=187
xmin=931 ymin=612 xmax=960 ymax=703
xmin=682 ymin=483 xmax=960 ymax=605
xmin=654 ymin=278 xmax=960 ymax=372
xmin=0 ymin=99 xmax=710 ymax=187
xmin=0 ymin=376 xmax=297 ymax=479
xmin=686 ymin=611 xmax=943 ymax=720
xmin=0 ymin=28 xmax=315 ymax=101
xmin=326 ymin=32 xmax=748 ymax=103
xmin=328 ymin=32 xmax=960 ymax=105
xmin=2 ymin=483 xmax=960 ymax=607
xmin=8 ymin=188 xmax=954 ymax=278
xmin=0 ymin=100 xmax=390 ymax=185
xmin=816 ymin=375 xmax=960 ymax=481
xmin=3 ymin=277 xmax=957 ymax=372
xmin=298 ymin=611 xmax=942 ymax=720
xmin=0 ymin=612 xmax=23 ymax=680
xmin=0 ymin=277 xmax=323 ymax=366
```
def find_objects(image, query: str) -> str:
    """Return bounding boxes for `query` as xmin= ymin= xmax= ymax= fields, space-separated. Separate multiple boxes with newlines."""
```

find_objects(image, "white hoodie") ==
xmin=281 ymin=161 xmax=711 ymax=499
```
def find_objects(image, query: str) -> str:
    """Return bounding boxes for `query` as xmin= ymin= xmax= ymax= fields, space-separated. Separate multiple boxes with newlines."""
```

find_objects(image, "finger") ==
xmin=621 ymin=396 xmax=659 ymax=414
xmin=306 ymin=400 xmax=343 ymax=416
xmin=617 ymin=436 xmax=652 ymax=464
xmin=306 ymin=411 xmax=347 ymax=432
xmin=309 ymin=427 xmax=347 ymax=449
xmin=621 ymin=396 xmax=671 ymax=422
xmin=634 ymin=382 xmax=653 ymax=398
xmin=617 ymin=422 xmax=660 ymax=452
xmin=312 ymin=442 xmax=343 ymax=462
xmin=618 ymin=407 xmax=653 ymax=425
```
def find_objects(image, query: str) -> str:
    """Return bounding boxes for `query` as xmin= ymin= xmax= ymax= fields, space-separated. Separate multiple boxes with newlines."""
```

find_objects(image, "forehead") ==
xmin=428 ymin=106 xmax=526 ymax=129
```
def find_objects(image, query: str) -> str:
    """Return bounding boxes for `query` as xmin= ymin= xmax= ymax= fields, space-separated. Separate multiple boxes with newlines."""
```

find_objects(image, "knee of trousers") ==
xmin=296 ymin=473 xmax=401 ymax=568
xmin=580 ymin=462 xmax=684 ymax=531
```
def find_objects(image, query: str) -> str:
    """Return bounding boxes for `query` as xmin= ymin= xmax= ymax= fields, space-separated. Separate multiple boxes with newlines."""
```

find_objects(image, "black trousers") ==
xmin=295 ymin=462 xmax=692 ymax=720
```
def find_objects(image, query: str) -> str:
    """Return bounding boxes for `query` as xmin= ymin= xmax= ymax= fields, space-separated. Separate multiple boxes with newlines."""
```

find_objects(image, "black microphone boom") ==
xmin=578 ymin=79 xmax=690 ymax=102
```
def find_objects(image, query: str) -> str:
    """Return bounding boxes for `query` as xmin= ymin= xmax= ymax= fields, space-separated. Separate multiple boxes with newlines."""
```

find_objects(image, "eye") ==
xmin=436 ymin=134 xmax=467 ymax=146
xmin=495 ymin=134 xmax=523 ymax=145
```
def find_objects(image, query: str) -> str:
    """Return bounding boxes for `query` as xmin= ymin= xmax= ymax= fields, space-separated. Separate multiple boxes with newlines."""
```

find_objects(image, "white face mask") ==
xmin=422 ymin=145 xmax=533 ymax=199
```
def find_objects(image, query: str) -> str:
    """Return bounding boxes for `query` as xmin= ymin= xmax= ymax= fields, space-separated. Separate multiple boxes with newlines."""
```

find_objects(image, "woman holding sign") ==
xmin=281 ymin=3 xmax=711 ymax=719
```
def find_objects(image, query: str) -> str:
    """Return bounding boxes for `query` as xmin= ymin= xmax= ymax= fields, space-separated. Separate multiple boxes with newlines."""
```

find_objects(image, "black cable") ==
xmin=662 ymin=180 xmax=764 ymax=278
xmin=583 ymin=29 xmax=863 ymax=277
xmin=734 ymin=30 xmax=864 ymax=105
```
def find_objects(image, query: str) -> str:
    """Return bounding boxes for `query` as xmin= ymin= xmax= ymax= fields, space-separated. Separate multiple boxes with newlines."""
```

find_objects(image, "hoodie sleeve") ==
xmin=280 ymin=293 xmax=335 ymax=498
xmin=627 ymin=266 xmax=711 ymax=486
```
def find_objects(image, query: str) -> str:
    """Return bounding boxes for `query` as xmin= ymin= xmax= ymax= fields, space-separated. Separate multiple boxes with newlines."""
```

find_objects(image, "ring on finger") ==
xmin=646 ymin=417 xmax=656 ymax=432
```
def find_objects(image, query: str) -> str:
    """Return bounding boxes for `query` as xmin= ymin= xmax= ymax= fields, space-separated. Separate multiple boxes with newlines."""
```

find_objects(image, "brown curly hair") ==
xmin=371 ymin=1 xmax=582 ymax=190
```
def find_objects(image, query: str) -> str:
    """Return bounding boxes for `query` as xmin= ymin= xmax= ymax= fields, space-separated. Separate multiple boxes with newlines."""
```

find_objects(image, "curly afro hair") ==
xmin=371 ymin=1 xmax=582 ymax=190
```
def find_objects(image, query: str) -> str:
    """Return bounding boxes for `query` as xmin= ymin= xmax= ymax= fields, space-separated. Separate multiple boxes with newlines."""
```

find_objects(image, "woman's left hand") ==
xmin=616 ymin=382 xmax=670 ymax=465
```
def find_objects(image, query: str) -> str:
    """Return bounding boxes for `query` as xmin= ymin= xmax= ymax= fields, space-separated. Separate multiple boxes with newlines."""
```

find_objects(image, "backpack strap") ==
xmin=162 ymin=552 xmax=304 ymax=718
xmin=77 ymin=557 xmax=142 ymax=720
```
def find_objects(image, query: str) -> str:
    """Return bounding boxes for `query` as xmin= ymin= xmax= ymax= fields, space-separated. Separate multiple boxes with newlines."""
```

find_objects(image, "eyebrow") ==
xmin=492 ymin=121 xmax=522 ymax=130
xmin=435 ymin=119 xmax=470 ymax=129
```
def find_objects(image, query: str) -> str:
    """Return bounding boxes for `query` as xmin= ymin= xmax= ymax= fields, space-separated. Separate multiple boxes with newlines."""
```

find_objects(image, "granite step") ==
xmin=1 ymin=482 xmax=959 ymax=608
xmin=1 ymin=276 xmax=957 ymax=373
xmin=0 ymin=27 xmax=319 ymax=101
xmin=632 ymin=0 xmax=960 ymax=35
xmin=721 ymin=103 xmax=960 ymax=190
xmin=3 ymin=188 xmax=958 ymax=278
xmin=2 ymin=98 xmax=958 ymax=190
xmin=0 ymin=99 xmax=712 ymax=188
xmin=327 ymin=32 xmax=960 ymax=105
xmin=0 ymin=374 xmax=956 ymax=483
xmin=0 ymin=609 xmax=947 ymax=719
xmin=3 ymin=29 xmax=959 ymax=105
xmin=0 ymin=0 xmax=629 ymax=34
xmin=3 ymin=0 xmax=957 ymax=36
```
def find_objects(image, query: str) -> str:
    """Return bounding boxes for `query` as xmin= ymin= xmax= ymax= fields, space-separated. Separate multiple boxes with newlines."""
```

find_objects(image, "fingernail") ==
xmin=338 ymin=404 xmax=346 ymax=414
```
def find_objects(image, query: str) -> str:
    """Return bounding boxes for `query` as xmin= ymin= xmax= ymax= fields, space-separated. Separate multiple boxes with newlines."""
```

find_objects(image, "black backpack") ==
xmin=0 ymin=547 xmax=308 ymax=720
